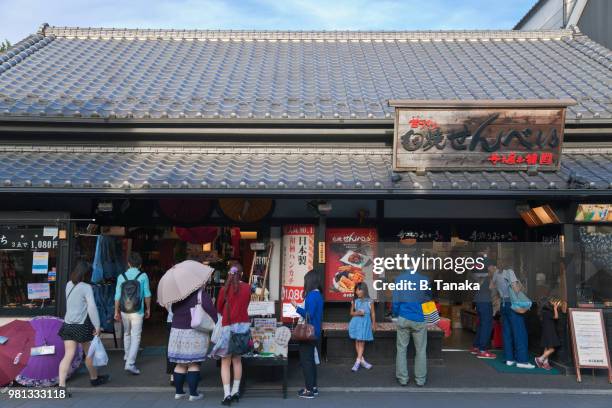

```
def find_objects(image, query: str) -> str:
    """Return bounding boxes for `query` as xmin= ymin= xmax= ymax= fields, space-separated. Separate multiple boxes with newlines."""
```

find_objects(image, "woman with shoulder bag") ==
xmin=214 ymin=262 xmax=251 ymax=406
xmin=57 ymin=261 xmax=109 ymax=396
xmin=291 ymin=270 xmax=323 ymax=399
xmin=167 ymin=282 xmax=217 ymax=402
xmin=491 ymin=265 xmax=534 ymax=369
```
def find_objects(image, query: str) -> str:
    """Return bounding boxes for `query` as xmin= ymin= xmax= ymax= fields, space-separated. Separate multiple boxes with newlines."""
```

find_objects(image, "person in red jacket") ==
xmin=215 ymin=262 xmax=251 ymax=406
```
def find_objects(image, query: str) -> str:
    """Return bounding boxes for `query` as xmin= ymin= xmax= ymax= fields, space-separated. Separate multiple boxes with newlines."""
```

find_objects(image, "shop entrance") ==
xmin=74 ymin=223 xmax=271 ymax=349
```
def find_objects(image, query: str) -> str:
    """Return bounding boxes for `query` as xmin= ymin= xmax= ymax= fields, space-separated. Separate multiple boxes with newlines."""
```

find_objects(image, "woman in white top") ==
xmin=57 ymin=261 xmax=109 ymax=392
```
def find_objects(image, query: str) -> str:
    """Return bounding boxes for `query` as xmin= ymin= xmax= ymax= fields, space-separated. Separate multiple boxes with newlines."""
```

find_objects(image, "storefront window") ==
xmin=0 ymin=225 xmax=58 ymax=315
xmin=577 ymin=225 xmax=612 ymax=307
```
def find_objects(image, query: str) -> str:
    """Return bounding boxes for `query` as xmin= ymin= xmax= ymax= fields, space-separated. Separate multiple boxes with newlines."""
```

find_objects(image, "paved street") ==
xmin=2 ymin=389 xmax=612 ymax=408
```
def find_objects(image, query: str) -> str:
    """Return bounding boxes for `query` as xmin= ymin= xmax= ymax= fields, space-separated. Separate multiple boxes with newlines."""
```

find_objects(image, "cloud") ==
xmin=0 ymin=0 xmax=535 ymax=43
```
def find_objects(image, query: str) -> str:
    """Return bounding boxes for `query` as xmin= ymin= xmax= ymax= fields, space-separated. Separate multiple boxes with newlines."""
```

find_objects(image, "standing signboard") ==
xmin=325 ymin=228 xmax=378 ymax=302
xmin=281 ymin=225 xmax=315 ymax=321
xmin=389 ymin=99 xmax=574 ymax=172
xmin=568 ymin=308 xmax=612 ymax=383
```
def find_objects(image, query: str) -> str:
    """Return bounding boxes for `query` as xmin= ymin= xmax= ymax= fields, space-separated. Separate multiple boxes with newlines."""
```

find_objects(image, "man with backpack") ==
xmin=114 ymin=252 xmax=152 ymax=375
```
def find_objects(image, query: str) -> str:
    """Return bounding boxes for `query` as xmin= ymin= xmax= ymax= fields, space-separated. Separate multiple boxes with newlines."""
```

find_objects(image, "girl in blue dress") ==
xmin=348 ymin=282 xmax=376 ymax=371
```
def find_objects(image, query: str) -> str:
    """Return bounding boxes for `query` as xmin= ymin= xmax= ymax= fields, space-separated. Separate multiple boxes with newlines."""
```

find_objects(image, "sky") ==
xmin=0 ymin=0 xmax=536 ymax=44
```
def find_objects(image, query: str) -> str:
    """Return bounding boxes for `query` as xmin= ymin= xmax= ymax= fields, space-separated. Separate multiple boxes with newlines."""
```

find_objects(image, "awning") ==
xmin=0 ymin=145 xmax=610 ymax=196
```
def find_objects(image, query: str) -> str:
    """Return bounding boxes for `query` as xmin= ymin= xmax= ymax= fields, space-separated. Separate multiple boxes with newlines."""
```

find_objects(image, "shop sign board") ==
xmin=568 ymin=308 xmax=612 ymax=383
xmin=575 ymin=204 xmax=612 ymax=223
xmin=325 ymin=228 xmax=378 ymax=301
xmin=390 ymin=99 xmax=574 ymax=172
xmin=0 ymin=228 xmax=59 ymax=250
xmin=281 ymin=225 xmax=315 ymax=320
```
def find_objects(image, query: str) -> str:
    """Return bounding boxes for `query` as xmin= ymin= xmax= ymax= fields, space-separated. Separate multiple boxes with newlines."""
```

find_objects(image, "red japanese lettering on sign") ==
xmin=487 ymin=153 xmax=555 ymax=167
xmin=409 ymin=117 xmax=438 ymax=130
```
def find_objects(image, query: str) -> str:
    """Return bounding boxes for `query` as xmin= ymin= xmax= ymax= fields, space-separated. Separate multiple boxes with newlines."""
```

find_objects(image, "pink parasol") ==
xmin=0 ymin=320 xmax=35 ymax=386
xmin=15 ymin=316 xmax=83 ymax=387
xmin=157 ymin=260 xmax=213 ymax=307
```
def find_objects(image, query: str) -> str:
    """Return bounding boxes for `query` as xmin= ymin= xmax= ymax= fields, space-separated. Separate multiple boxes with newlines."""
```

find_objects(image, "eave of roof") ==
xmin=0 ymin=144 xmax=609 ymax=197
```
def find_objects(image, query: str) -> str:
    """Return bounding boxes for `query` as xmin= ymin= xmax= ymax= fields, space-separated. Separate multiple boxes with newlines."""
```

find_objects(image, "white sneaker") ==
xmin=360 ymin=359 xmax=373 ymax=370
xmin=189 ymin=393 xmax=203 ymax=402
xmin=175 ymin=393 xmax=187 ymax=400
xmin=516 ymin=362 xmax=536 ymax=369
xmin=506 ymin=360 xmax=516 ymax=366
xmin=125 ymin=365 xmax=141 ymax=375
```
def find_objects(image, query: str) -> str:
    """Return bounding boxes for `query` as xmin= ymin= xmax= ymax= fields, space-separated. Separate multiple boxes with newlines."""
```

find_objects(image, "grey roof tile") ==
xmin=0 ymin=145 xmax=609 ymax=193
xmin=0 ymin=27 xmax=610 ymax=121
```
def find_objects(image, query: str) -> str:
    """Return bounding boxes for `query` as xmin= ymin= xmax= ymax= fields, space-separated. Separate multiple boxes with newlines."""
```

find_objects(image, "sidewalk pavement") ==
xmin=59 ymin=349 xmax=611 ymax=391
xmin=2 ymin=390 xmax=612 ymax=408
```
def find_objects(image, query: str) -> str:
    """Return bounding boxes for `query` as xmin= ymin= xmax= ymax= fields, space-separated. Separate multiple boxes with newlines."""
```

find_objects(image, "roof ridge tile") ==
xmin=41 ymin=26 xmax=576 ymax=42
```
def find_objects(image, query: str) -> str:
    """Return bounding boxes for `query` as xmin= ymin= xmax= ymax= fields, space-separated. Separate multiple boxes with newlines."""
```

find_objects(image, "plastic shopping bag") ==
xmin=211 ymin=314 xmax=223 ymax=344
xmin=87 ymin=336 xmax=108 ymax=367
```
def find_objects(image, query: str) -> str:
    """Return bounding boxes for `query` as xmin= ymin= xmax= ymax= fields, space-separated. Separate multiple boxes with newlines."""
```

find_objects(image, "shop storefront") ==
xmin=0 ymin=213 xmax=70 ymax=322
xmin=0 ymin=26 xmax=611 ymax=376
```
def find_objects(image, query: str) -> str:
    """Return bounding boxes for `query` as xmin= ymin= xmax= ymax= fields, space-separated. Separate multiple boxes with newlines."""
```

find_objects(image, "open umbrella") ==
xmin=0 ymin=320 xmax=35 ymax=386
xmin=15 ymin=316 xmax=83 ymax=387
xmin=158 ymin=260 xmax=213 ymax=307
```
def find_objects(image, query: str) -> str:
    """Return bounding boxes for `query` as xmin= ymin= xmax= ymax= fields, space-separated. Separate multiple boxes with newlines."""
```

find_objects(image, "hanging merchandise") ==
xmin=218 ymin=198 xmax=274 ymax=223
xmin=158 ymin=199 xmax=214 ymax=225
xmin=91 ymin=236 xmax=104 ymax=283
xmin=92 ymin=283 xmax=116 ymax=333
xmin=92 ymin=236 xmax=127 ymax=283
xmin=174 ymin=227 xmax=219 ymax=245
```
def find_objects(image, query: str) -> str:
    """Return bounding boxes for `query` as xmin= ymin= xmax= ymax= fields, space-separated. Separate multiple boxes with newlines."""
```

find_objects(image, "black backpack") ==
xmin=119 ymin=271 xmax=145 ymax=313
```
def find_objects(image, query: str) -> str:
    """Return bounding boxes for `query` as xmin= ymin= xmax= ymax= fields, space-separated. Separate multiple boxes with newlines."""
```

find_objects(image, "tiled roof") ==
xmin=0 ymin=145 xmax=609 ymax=194
xmin=0 ymin=25 xmax=610 ymax=122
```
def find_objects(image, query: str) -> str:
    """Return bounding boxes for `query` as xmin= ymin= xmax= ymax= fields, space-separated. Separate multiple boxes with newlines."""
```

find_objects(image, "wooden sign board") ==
xmin=568 ymin=308 xmax=612 ymax=383
xmin=389 ymin=99 xmax=574 ymax=172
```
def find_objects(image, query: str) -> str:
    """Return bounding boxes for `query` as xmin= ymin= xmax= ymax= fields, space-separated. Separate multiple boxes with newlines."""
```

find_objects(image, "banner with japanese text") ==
xmin=281 ymin=225 xmax=315 ymax=321
xmin=325 ymin=228 xmax=378 ymax=301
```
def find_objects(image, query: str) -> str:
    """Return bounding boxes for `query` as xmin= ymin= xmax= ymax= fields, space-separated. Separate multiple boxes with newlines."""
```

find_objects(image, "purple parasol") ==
xmin=15 ymin=316 xmax=83 ymax=387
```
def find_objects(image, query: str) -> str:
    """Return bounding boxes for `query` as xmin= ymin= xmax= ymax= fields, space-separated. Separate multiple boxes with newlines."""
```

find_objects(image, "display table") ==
xmin=322 ymin=322 xmax=444 ymax=364
xmin=239 ymin=355 xmax=288 ymax=399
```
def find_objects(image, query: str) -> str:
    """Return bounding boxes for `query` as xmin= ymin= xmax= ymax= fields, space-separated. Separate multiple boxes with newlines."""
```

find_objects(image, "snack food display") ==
xmin=325 ymin=228 xmax=377 ymax=301
xmin=333 ymin=261 xmax=366 ymax=292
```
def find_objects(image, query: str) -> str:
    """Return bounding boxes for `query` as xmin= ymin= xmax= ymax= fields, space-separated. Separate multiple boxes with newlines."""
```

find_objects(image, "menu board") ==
xmin=325 ymin=228 xmax=377 ymax=301
xmin=251 ymin=318 xmax=277 ymax=354
xmin=248 ymin=301 xmax=275 ymax=317
xmin=281 ymin=225 xmax=315 ymax=320
xmin=568 ymin=308 xmax=612 ymax=383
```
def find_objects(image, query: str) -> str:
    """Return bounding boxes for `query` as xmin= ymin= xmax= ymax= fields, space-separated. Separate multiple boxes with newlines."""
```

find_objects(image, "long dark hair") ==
xmin=303 ymin=269 xmax=321 ymax=295
xmin=354 ymin=282 xmax=369 ymax=300
xmin=70 ymin=261 xmax=91 ymax=285
xmin=224 ymin=260 xmax=244 ymax=295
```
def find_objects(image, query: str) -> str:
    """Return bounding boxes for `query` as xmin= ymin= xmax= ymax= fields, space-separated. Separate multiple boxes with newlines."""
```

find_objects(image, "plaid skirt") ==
xmin=168 ymin=328 xmax=210 ymax=364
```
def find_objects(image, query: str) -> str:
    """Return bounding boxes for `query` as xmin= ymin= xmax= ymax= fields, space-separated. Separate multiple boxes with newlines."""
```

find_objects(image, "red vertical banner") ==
xmin=281 ymin=225 xmax=315 ymax=321
xmin=325 ymin=228 xmax=378 ymax=301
